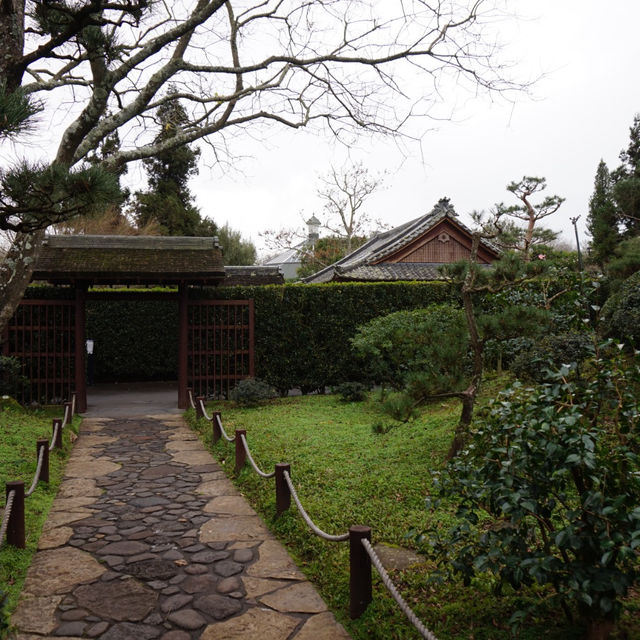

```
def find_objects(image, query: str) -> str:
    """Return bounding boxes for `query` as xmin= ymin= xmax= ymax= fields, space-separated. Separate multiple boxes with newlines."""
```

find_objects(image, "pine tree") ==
xmin=587 ymin=160 xmax=619 ymax=266
xmin=133 ymin=90 xmax=215 ymax=237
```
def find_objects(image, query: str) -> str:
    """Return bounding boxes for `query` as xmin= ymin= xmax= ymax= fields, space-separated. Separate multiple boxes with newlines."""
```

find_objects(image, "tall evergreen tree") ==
xmin=587 ymin=160 xmax=619 ymax=266
xmin=133 ymin=90 xmax=216 ymax=237
xmin=612 ymin=114 xmax=640 ymax=237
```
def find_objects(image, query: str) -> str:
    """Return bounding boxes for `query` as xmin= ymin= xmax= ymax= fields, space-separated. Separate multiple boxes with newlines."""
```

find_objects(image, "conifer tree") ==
xmin=587 ymin=160 xmax=619 ymax=267
xmin=612 ymin=114 xmax=640 ymax=237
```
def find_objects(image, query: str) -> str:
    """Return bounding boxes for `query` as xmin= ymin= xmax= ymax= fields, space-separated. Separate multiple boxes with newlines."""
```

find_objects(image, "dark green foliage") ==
xmin=351 ymin=304 xmax=468 ymax=390
xmin=601 ymin=270 xmax=640 ymax=346
xmin=588 ymin=161 xmax=620 ymax=267
xmin=0 ymin=162 xmax=121 ymax=233
xmin=423 ymin=348 xmax=640 ymax=635
xmin=199 ymin=281 xmax=453 ymax=393
xmin=0 ymin=80 xmax=41 ymax=140
xmin=333 ymin=381 xmax=368 ymax=402
xmin=612 ymin=114 xmax=640 ymax=237
xmin=217 ymin=223 xmax=257 ymax=265
xmin=605 ymin=236 xmax=640 ymax=281
xmin=0 ymin=589 xmax=8 ymax=638
xmin=0 ymin=356 xmax=28 ymax=398
xmin=229 ymin=378 xmax=276 ymax=407
xmin=86 ymin=299 xmax=178 ymax=382
xmin=511 ymin=333 xmax=593 ymax=382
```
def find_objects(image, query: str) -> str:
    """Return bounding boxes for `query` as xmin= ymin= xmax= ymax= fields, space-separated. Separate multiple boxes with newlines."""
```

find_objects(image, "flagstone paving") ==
xmin=10 ymin=414 xmax=350 ymax=640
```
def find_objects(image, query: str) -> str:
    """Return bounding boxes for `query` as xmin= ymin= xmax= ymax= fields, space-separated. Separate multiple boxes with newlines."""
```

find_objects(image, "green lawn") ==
xmin=0 ymin=402 xmax=78 ymax=629
xmin=191 ymin=393 xmax=640 ymax=640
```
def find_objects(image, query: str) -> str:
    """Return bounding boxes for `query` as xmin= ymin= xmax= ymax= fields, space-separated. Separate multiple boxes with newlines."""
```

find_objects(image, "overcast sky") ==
xmin=179 ymin=1 xmax=640 ymax=256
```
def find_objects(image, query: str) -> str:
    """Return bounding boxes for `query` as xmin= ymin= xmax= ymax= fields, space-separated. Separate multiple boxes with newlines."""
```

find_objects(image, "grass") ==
xmin=0 ymin=401 xmax=78 ymax=631
xmin=189 ymin=391 xmax=640 ymax=640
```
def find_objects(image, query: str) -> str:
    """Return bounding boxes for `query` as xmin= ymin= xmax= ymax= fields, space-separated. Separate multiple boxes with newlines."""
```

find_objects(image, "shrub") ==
xmin=229 ymin=378 xmax=276 ymax=407
xmin=422 ymin=346 xmax=640 ymax=639
xmin=510 ymin=332 xmax=593 ymax=382
xmin=333 ymin=381 xmax=368 ymax=402
xmin=0 ymin=356 xmax=27 ymax=399
xmin=351 ymin=304 xmax=468 ymax=390
xmin=601 ymin=269 xmax=640 ymax=346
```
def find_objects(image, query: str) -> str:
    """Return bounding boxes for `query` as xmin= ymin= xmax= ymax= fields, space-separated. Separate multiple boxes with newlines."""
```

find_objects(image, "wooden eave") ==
xmin=373 ymin=218 xmax=499 ymax=265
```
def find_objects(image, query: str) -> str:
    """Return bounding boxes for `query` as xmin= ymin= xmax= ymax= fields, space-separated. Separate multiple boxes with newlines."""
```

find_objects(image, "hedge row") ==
xmin=205 ymin=281 xmax=453 ymax=393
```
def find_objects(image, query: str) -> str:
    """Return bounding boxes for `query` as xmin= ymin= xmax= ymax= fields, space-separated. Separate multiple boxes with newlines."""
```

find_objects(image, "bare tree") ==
xmin=317 ymin=163 xmax=385 ymax=251
xmin=1 ymin=0 xmax=521 ymax=334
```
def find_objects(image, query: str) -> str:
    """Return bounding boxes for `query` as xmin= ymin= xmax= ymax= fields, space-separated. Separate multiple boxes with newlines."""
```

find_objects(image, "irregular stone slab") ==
xmin=57 ymin=477 xmax=101 ymax=498
xmin=167 ymin=608 xmax=206 ymax=630
xmin=200 ymin=607 xmax=298 ymax=640
xmin=139 ymin=464 xmax=183 ymax=480
xmin=165 ymin=440 xmax=204 ymax=451
xmin=38 ymin=526 xmax=73 ymax=549
xmin=100 ymin=622 xmax=160 ymax=640
xmin=74 ymin=577 xmax=158 ymax=621
xmin=42 ymin=509 xmax=96 ymax=530
xmin=97 ymin=541 xmax=149 ymax=556
xmin=193 ymin=593 xmax=242 ymax=620
xmin=242 ymin=577 xmax=291 ymax=601
xmin=64 ymin=458 xmax=120 ymax=478
xmin=22 ymin=548 xmax=105 ymax=596
xmin=50 ymin=496 xmax=98 ymax=511
xmin=11 ymin=595 xmax=62 ymax=634
xmin=247 ymin=540 xmax=305 ymax=580
xmin=170 ymin=450 xmax=214 ymax=466
xmin=373 ymin=543 xmax=425 ymax=571
xmin=295 ymin=612 xmax=352 ymax=640
xmin=196 ymin=479 xmax=240 ymax=497
xmin=203 ymin=495 xmax=257 ymax=516
xmin=125 ymin=559 xmax=178 ymax=580
xmin=77 ymin=434 xmax=117 ymax=446
xmin=259 ymin=581 xmax=327 ymax=613
xmin=199 ymin=516 xmax=271 ymax=543
xmin=161 ymin=593 xmax=193 ymax=613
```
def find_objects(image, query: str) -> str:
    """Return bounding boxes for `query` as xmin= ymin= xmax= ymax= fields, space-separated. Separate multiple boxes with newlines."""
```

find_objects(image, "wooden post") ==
xmin=74 ymin=285 xmax=87 ymax=413
xmin=235 ymin=429 xmax=247 ymax=474
xmin=195 ymin=396 xmax=205 ymax=419
xmin=275 ymin=463 xmax=291 ymax=516
xmin=52 ymin=419 xmax=63 ymax=449
xmin=212 ymin=411 xmax=222 ymax=443
xmin=37 ymin=439 xmax=49 ymax=484
xmin=5 ymin=481 xmax=25 ymax=548
xmin=178 ymin=284 xmax=189 ymax=409
xmin=349 ymin=525 xmax=372 ymax=619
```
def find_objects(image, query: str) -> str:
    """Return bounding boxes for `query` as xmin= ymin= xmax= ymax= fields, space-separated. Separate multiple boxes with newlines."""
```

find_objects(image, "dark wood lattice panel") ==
xmin=187 ymin=300 xmax=254 ymax=399
xmin=3 ymin=300 xmax=76 ymax=405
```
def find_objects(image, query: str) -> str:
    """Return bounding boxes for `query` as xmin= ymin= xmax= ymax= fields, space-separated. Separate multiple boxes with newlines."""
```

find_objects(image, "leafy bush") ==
xmin=333 ymin=381 xmax=368 ymax=402
xmin=0 ymin=356 xmax=27 ymax=399
xmin=510 ymin=332 xmax=593 ymax=382
xmin=229 ymin=378 xmax=276 ymax=407
xmin=601 ymin=269 xmax=640 ymax=346
xmin=423 ymin=346 xmax=640 ymax=639
xmin=351 ymin=304 xmax=468 ymax=390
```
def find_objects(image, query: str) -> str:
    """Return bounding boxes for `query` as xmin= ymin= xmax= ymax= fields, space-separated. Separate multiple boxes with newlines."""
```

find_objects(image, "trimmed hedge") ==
xmin=204 ymin=281 xmax=454 ymax=393
xmin=18 ymin=282 xmax=453 ymax=390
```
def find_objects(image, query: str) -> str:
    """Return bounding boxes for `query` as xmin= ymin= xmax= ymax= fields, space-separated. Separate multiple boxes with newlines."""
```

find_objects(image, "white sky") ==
xmin=184 ymin=0 xmax=640 ymax=255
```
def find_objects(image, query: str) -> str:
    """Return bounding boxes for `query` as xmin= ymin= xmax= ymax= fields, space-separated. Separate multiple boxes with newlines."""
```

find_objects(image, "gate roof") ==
xmin=33 ymin=235 xmax=226 ymax=285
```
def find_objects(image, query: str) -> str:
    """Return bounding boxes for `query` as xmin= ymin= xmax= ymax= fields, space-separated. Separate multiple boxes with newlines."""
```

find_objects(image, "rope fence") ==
xmin=1 ymin=393 xmax=76 ymax=549
xmin=193 ymin=402 xmax=439 ymax=639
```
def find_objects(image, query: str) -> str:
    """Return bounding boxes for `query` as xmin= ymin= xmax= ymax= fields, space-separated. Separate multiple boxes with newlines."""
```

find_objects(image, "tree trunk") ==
xmin=0 ymin=230 xmax=46 ymax=338
xmin=447 ymin=387 xmax=477 ymax=459
xmin=584 ymin=619 xmax=614 ymax=640
xmin=0 ymin=0 xmax=25 ymax=91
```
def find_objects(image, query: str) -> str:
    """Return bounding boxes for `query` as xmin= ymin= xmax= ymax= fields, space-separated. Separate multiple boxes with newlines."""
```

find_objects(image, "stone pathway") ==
xmin=11 ymin=414 xmax=351 ymax=640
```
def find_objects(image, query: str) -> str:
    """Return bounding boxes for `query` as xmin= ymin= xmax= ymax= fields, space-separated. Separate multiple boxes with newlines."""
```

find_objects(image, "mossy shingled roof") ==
xmin=34 ymin=235 xmax=225 ymax=285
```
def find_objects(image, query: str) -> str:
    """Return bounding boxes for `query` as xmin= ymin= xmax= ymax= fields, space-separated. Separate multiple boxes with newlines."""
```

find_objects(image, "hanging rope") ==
xmin=216 ymin=413 xmax=235 ymax=442
xmin=198 ymin=398 xmax=213 ymax=422
xmin=60 ymin=403 xmax=70 ymax=429
xmin=283 ymin=471 xmax=349 ymax=542
xmin=49 ymin=421 xmax=60 ymax=451
xmin=0 ymin=490 xmax=16 ymax=546
xmin=188 ymin=388 xmax=196 ymax=410
xmin=239 ymin=434 xmax=275 ymax=478
xmin=361 ymin=538 xmax=439 ymax=640
xmin=24 ymin=446 xmax=45 ymax=497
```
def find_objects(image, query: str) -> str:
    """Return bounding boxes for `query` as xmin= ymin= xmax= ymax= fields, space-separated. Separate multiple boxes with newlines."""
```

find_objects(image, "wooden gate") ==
xmin=186 ymin=299 xmax=254 ymax=399
xmin=2 ymin=299 xmax=77 ymax=405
